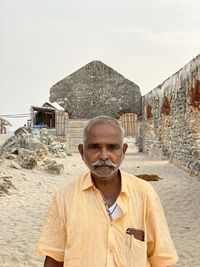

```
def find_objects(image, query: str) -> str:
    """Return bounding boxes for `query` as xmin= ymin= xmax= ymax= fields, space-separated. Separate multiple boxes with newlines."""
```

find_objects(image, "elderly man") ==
xmin=37 ymin=115 xmax=178 ymax=267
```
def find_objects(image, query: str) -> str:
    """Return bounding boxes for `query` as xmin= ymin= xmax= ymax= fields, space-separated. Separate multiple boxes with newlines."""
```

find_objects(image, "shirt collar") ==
xmin=120 ymin=170 xmax=130 ymax=197
xmin=81 ymin=171 xmax=94 ymax=190
xmin=81 ymin=170 xmax=130 ymax=198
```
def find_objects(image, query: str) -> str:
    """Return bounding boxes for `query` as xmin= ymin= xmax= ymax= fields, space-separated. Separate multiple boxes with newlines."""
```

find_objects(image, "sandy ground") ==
xmin=0 ymin=138 xmax=200 ymax=267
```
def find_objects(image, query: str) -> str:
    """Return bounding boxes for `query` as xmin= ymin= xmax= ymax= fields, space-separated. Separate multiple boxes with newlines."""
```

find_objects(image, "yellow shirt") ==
xmin=37 ymin=171 xmax=178 ymax=267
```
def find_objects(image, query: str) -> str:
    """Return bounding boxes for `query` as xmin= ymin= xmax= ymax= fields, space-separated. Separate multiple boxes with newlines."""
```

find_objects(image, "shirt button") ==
xmin=109 ymin=249 xmax=113 ymax=254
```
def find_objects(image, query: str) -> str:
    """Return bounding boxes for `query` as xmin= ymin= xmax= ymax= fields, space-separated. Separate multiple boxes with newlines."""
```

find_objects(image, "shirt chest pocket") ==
xmin=125 ymin=235 xmax=147 ymax=267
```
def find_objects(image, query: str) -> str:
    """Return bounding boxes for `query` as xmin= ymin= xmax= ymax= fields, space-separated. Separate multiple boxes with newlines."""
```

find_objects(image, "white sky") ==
xmin=0 ymin=0 xmax=200 ymax=130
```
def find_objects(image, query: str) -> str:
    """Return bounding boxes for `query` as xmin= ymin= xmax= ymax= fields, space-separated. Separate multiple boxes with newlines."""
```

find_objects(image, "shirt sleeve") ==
xmin=37 ymin=194 xmax=67 ymax=262
xmin=146 ymin=191 xmax=178 ymax=267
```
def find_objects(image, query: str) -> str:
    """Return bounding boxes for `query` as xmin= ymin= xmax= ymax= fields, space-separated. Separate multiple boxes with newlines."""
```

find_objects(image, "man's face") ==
xmin=78 ymin=123 xmax=128 ymax=179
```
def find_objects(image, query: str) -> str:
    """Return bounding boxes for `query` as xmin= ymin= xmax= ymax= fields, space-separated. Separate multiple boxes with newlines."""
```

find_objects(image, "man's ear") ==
xmin=123 ymin=143 xmax=128 ymax=155
xmin=78 ymin=144 xmax=84 ymax=159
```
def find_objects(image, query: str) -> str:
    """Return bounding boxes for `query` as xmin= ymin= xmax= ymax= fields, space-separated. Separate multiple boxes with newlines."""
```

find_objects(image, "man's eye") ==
xmin=108 ymin=144 xmax=120 ymax=150
xmin=88 ymin=144 xmax=99 ymax=150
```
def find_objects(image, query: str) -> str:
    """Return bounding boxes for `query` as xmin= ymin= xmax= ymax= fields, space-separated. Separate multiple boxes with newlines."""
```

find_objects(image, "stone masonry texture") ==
xmin=49 ymin=61 xmax=142 ymax=119
xmin=139 ymin=54 xmax=200 ymax=178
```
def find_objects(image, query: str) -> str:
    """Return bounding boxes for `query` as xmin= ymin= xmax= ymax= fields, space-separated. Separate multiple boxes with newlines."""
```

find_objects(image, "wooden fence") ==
xmin=119 ymin=113 xmax=138 ymax=137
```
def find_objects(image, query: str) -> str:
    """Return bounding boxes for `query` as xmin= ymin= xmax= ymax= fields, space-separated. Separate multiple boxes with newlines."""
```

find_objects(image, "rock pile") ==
xmin=0 ymin=127 xmax=71 ymax=174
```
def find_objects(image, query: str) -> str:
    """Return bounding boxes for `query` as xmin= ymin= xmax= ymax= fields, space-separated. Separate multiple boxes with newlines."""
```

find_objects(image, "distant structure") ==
xmin=0 ymin=117 xmax=11 ymax=134
xmin=30 ymin=102 xmax=68 ymax=136
xmin=49 ymin=60 xmax=142 ymax=119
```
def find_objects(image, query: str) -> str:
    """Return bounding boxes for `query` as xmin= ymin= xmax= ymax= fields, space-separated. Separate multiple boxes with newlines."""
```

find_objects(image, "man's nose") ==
xmin=99 ymin=148 xmax=109 ymax=160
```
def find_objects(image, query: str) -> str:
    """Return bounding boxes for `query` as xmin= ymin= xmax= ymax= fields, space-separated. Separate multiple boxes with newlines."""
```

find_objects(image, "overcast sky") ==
xmin=0 ymin=0 xmax=200 ymax=130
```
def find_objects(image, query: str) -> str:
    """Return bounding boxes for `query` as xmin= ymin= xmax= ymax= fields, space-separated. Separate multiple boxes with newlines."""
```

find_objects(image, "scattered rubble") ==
xmin=4 ymin=153 xmax=17 ymax=160
xmin=0 ymin=176 xmax=17 ymax=195
xmin=0 ymin=127 xmax=71 ymax=173
xmin=45 ymin=161 xmax=64 ymax=175
xmin=10 ymin=161 xmax=22 ymax=170
xmin=17 ymin=148 xmax=37 ymax=169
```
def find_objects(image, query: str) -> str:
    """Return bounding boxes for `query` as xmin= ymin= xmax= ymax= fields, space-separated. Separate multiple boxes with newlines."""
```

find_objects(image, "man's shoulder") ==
xmin=121 ymin=170 xmax=157 ymax=196
xmin=55 ymin=172 xmax=89 ymax=196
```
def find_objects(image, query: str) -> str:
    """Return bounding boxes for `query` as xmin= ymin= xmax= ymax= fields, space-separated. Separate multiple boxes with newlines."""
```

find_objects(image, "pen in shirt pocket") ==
xmin=126 ymin=231 xmax=132 ymax=248
xmin=126 ymin=228 xmax=145 ymax=242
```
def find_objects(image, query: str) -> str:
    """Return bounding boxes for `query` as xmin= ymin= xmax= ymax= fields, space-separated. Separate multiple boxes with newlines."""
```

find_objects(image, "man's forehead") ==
xmin=83 ymin=122 xmax=123 ymax=146
xmin=87 ymin=141 xmax=121 ymax=145
xmin=85 ymin=124 xmax=122 ymax=144
xmin=87 ymin=122 xmax=120 ymax=133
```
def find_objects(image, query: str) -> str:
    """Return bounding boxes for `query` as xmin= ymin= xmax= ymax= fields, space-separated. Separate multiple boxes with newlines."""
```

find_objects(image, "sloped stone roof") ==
xmin=49 ymin=60 xmax=142 ymax=119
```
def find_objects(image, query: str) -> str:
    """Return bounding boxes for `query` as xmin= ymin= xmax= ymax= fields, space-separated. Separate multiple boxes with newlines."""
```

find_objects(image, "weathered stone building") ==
xmin=49 ymin=60 xmax=142 ymax=119
xmin=48 ymin=57 xmax=199 ymax=178
xmin=139 ymin=54 xmax=200 ymax=178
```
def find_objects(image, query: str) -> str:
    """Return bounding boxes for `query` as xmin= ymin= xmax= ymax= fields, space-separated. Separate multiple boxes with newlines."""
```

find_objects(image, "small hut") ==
xmin=30 ymin=102 xmax=68 ymax=136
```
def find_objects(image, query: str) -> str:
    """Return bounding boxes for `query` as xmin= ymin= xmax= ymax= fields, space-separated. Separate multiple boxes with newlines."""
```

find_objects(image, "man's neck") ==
xmin=92 ymin=170 xmax=121 ymax=207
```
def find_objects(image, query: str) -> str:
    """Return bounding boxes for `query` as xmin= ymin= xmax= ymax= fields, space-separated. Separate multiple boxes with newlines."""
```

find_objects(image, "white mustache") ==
xmin=91 ymin=160 xmax=117 ymax=169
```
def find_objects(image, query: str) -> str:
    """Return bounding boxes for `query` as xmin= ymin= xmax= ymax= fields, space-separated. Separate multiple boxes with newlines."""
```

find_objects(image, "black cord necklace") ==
xmin=106 ymin=203 xmax=117 ymax=220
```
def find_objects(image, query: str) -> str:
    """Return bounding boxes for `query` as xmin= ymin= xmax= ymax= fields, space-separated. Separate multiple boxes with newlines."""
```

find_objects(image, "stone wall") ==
xmin=140 ymin=54 xmax=200 ymax=178
xmin=49 ymin=61 xmax=142 ymax=119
